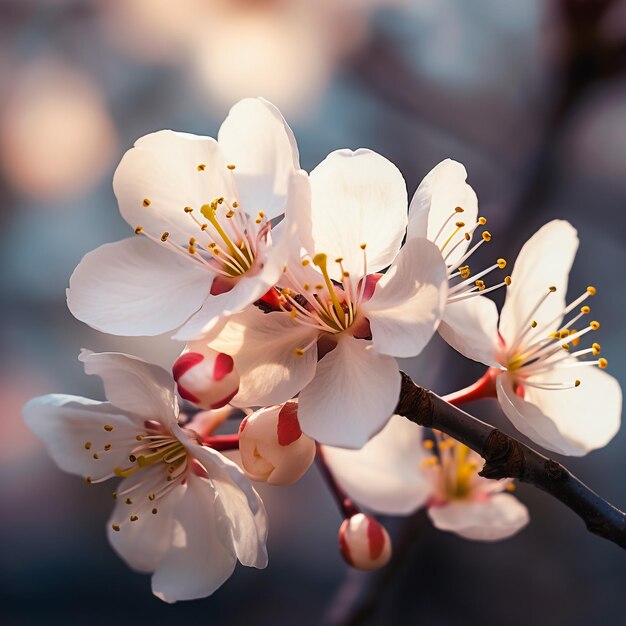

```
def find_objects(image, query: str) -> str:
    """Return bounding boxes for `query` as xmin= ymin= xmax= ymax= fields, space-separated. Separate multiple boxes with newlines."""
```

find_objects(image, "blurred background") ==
xmin=2 ymin=0 xmax=626 ymax=624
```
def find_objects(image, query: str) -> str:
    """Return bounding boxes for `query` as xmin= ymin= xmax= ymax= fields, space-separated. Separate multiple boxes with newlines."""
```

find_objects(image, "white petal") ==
xmin=23 ymin=394 xmax=140 ymax=479
xmin=217 ymin=98 xmax=299 ymax=220
xmin=364 ymin=238 xmax=447 ymax=358
xmin=78 ymin=350 xmax=178 ymax=424
xmin=407 ymin=159 xmax=478 ymax=267
xmin=499 ymin=221 xmax=579 ymax=346
xmin=428 ymin=493 xmax=529 ymax=541
xmin=438 ymin=295 xmax=501 ymax=367
xmin=107 ymin=467 xmax=182 ymax=573
xmin=67 ymin=237 xmax=214 ymax=336
xmin=206 ymin=307 xmax=318 ymax=407
xmin=298 ymin=336 xmax=400 ymax=448
xmin=151 ymin=476 xmax=237 ymax=603
xmin=185 ymin=439 xmax=268 ymax=569
xmin=322 ymin=415 xmax=431 ymax=515
xmin=113 ymin=130 xmax=236 ymax=246
xmin=308 ymin=149 xmax=407 ymax=280
xmin=497 ymin=365 xmax=622 ymax=456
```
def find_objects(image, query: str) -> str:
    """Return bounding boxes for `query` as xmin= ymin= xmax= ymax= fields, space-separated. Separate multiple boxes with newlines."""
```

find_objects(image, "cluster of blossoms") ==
xmin=25 ymin=98 xmax=622 ymax=602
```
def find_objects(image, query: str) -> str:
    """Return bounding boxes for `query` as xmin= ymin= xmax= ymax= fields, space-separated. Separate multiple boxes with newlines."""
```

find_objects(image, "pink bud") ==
xmin=338 ymin=514 xmax=392 ymax=571
xmin=172 ymin=347 xmax=239 ymax=410
xmin=239 ymin=401 xmax=316 ymax=485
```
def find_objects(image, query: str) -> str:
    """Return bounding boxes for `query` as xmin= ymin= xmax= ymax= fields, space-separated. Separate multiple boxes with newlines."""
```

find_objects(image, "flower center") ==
xmin=502 ymin=285 xmax=606 ymax=391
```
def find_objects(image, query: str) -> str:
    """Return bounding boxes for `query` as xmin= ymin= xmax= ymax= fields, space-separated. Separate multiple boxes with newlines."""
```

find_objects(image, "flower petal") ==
xmin=217 ymin=98 xmax=300 ymax=220
xmin=497 ymin=365 xmax=622 ymax=456
xmin=23 ymin=394 xmax=140 ymax=479
xmin=113 ymin=130 xmax=236 ymax=246
xmin=298 ymin=336 xmax=400 ymax=448
xmin=438 ymin=295 xmax=501 ymax=367
xmin=322 ymin=415 xmax=431 ymax=515
xmin=363 ymin=238 xmax=447 ymax=358
xmin=78 ymin=350 xmax=178 ymax=424
xmin=150 ymin=476 xmax=237 ymax=603
xmin=107 ymin=467 xmax=182 ymax=573
xmin=428 ymin=493 xmax=529 ymax=541
xmin=67 ymin=237 xmax=214 ymax=336
xmin=184 ymin=439 xmax=268 ymax=568
xmin=499 ymin=220 xmax=579 ymax=346
xmin=308 ymin=149 xmax=407 ymax=281
xmin=205 ymin=306 xmax=318 ymax=407
xmin=407 ymin=159 xmax=478 ymax=267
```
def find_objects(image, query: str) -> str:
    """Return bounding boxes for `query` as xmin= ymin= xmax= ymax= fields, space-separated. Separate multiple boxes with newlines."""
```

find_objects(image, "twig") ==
xmin=395 ymin=371 xmax=626 ymax=550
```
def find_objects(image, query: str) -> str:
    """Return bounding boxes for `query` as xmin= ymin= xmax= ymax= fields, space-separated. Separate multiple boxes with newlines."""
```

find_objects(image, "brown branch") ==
xmin=395 ymin=371 xmax=626 ymax=550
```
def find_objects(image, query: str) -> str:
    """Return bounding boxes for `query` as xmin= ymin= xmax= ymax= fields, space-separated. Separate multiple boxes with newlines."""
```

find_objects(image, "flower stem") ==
xmin=442 ymin=367 xmax=499 ymax=406
xmin=316 ymin=444 xmax=360 ymax=519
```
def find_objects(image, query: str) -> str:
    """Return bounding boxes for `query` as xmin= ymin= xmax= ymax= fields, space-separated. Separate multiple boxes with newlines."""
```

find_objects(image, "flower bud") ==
xmin=172 ymin=347 xmax=239 ymax=409
xmin=239 ymin=401 xmax=316 ymax=485
xmin=338 ymin=514 xmax=392 ymax=571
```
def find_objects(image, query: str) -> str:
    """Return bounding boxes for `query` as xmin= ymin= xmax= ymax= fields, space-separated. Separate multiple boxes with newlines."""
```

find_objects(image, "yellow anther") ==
xmin=258 ymin=211 xmax=265 ymax=218
xmin=84 ymin=442 xmax=92 ymax=450
xmin=112 ymin=524 xmax=121 ymax=532
xmin=142 ymin=198 xmax=151 ymax=207
xmin=135 ymin=435 xmax=143 ymax=441
xmin=562 ymin=343 xmax=570 ymax=351
xmin=302 ymin=259 xmax=310 ymax=266
xmin=343 ymin=272 xmax=350 ymax=278
xmin=255 ymin=217 xmax=262 ymax=224
xmin=559 ymin=330 xmax=570 ymax=338
xmin=455 ymin=221 xmax=465 ymax=228
xmin=104 ymin=425 xmax=113 ymax=432
xmin=581 ymin=305 xmax=590 ymax=314
xmin=160 ymin=232 xmax=169 ymax=242
xmin=294 ymin=348 xmax=304 ymax=358
xmin=289 ymin=308 xmax=297 ymax=319
xmin=217 ymin=197 xmax=224 ymax=205
xmin=226 ymin=210 xmax=234 ymax=218
xmin=188 ymin=245 xmax=196 ymax=254
xmin=130 ymin=515 xmax=139 ymax=522
xmin=549 ymin=286 xmax=557 ymax=293
xmin=200 ymin=223 xmax=208 ymax=231
xmin=570 ymin=329 xmax=580 ymax=347
xmin=152 ymin=508 xmax=158 ymax=515
xmin=575 ymin=380 xmax=581 ymax=387
xmin=125 ymin=498 xmax=133 ymax=505
xmin=112 ymin=492 xmax=117 ymax=500
xmin=227 ymin=164 xmax=236 ymax=170
xmin=592 ymin=342 xmax=601 ymax=354
xmin=421 ymin=457 xmax=439 ymax=468
xmin=335 ymin=257 xmax=343 ymax=263
xmin=92 ymin=453 xmax=99 ymax=460
xmin=478 ymin=217 xmax=487 ymax=225
xmin=459 ymin=265 xmax=470 ymax=279
xmin=148 ymin=493 xmax=156 ymax=501
xmin=531 ymin=320 xmax=537 ymax=328
xmin=590 ymin=321 xmax=600 ymax=330
xmin=134 ymin=226 xmax=143 ymax=235
xmin=303 ymin=283 xmax=310 ymax=290
xmin=315 ymin=284 xmax=324 ymax=291
xmin=360 ymin=243 xmax=367 ymax=250
xmin=497 ymin=258 xmax=507 ymax=269
xmin=475 ymin=280 xmax=485 ymax=291
xmin=504 ymin=276 xmax=512 ymax=286
xmin=189 ymin=237 xmax=196 ymax=246
xmin=455 ymin=206 xmax=464 ymax=213
xmin=481 ymin=231 xmax=491 ymax=242
xmin=197 ymin=164 xmax=206 ymax=171
xmin=232 ymin=201 xmax=239 ymax=208
xmin=423 ymin=440 xmax=435 ymax=450
xmin=598 ymin=358 xmax=608 ymax=369
xmin=85 ymin=476 xmax=93 ymax=485
xmin=464 ymin=233 xmax=471 ymax=240
xmin=184 ymin=206 xmax=193 ymax=213
xmin=505 ymin=483 xmax=516 ymax=492
xmin=587 ymin=286 xmax=596 ymax=296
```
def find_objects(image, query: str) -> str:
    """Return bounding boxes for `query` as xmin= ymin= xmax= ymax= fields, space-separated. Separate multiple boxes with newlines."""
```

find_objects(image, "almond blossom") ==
xmin=67 ymin=97 xmax=300 ymax=340
xmin=199 ymin=150 xmax=448 ymax=448
xmin=440 ymin=220 xmax=622 ymax=456
xmin=23 ymin=350 xmax=268 ymax=603
xmin=323 ymin=416 xmax=528 ymax=541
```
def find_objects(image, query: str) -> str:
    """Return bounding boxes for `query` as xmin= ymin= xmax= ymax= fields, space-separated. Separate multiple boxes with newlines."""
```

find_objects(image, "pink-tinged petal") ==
xmin=497 ymin=365 xmax=622 ymax=456
xmin=298 ymin=336 xmax=400 ymax=448
xmin=438 ymin=295 xmax=501 ymax=367
xmin=23 ymin=394 xmax=140 ymax=479
xmin=407 ymin=159 xmax=478 ymax=267
xmin=78 ymin=350 xmax=178 ymax=424
xmin=113 ymin=130 xmax=236 ymax=247
xmin=499 ymin=221 xmax=578 ymax=346
xmin=217 ymin=98 xmax=300 ymax=220
xmin=67 ymin=237 xmax=214 ymax=337
xmin=178 ymin=434 xmax=268 ymax=568
xmin=107 ymin=466 xmax=183 ymax=574
xmin=428 ymin=493 xmax=529 ymax=541
xmin=205 ymin=306 xmax=319 ymax=407
xmin=151 ymin=476 xmax=237 ymax=603
xmin=363 ymin=238 xmax=448 ymax=358
xmin=308 ymin=149 xmax=407 ymax=281
xmin=323 ymin=415 xmax=431 ymax=515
